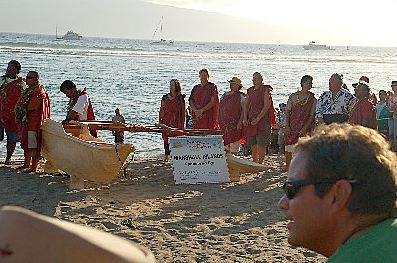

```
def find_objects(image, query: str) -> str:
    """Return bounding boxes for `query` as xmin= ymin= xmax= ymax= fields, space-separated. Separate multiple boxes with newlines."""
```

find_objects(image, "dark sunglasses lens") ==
xmin=283 ymin=182 xmax=297 ymax=199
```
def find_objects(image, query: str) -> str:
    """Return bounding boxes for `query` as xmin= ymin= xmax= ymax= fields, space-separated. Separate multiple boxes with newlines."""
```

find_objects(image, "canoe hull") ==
xmin=41 ymin=119 xmax=134 ymax=183
xmin=227 ymin=155 xmax=269 ymax=181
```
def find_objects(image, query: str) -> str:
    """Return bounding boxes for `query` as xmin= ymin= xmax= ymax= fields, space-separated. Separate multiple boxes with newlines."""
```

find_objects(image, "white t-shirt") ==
xmin=72 ymin=94 xmax=89 ymax=120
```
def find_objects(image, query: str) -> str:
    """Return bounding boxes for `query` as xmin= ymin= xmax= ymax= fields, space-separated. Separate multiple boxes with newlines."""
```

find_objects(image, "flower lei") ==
xmin=66 ymin=88 xmax=85 ymax=111
xmin=15 ymin=84 xmax=41 ymax=124
xmin=1 ymin=75 xmax=25 ymax=100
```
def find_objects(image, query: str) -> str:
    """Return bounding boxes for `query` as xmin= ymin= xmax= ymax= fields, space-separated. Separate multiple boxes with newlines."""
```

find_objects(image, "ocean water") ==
xmin=0 ymin=32 xmax=396 ymax=157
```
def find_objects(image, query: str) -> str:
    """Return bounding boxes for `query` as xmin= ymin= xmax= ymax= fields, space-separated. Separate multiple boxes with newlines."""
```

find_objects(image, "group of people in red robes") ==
xmin=159 ymin=69 xmax=397 ymax=167
xmin=159 ymin=69 xmax=277 ymax=163
xmin=0 ymin=60 xmax=98 ymax=172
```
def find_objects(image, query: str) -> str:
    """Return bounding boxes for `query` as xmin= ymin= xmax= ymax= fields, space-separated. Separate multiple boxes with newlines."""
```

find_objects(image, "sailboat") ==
xmin=150 ymin=16 xmax=174 ymax=45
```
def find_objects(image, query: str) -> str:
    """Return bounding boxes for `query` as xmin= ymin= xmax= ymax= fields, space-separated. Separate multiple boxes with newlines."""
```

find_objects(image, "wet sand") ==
xmin=0 ymin=155 xmax=325 ymax=262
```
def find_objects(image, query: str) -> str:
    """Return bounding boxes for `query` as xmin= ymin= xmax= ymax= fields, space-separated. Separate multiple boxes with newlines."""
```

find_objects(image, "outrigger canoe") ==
xmin=41 ymin=119 xmax=134 ymax=188
xmin=226 ymin=154 xmax=269 ymax=181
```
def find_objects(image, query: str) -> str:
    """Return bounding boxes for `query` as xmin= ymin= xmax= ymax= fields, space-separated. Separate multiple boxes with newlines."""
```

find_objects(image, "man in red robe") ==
xmin=16 ymin=71 xmax=51 ymax=172
xmin=244 ymin=72 xmax=276 ymax=163
xmin=0 ymin=60 xmax=26 ymax=164
xmin=189 ymin=69 xmax=219 ymax=129
xmin=219 ymin=77 xmax=245 ymax=155
xmin=349 ymin=83 xmax=377 ymax=129
xmin=60 ymin=80 xmax=97 ymax=137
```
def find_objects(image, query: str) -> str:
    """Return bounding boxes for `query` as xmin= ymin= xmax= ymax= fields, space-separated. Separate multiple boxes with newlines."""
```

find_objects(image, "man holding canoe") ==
xmin=60 ymin=80 xmax=97 ymax=137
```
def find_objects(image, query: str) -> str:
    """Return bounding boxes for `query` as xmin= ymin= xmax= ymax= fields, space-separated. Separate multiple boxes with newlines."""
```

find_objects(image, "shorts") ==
xmin=5 ymin=129 xmax=19 ymax=143
xmin=278 ymin=129 xmax=285 ymax=146
xmin=246 ymin=126 xmax=271 ymax=147
xmin=28 ymin=131 xmax=38 ymax=149
xmin=225 ymin=141 xmax=240 ymax=153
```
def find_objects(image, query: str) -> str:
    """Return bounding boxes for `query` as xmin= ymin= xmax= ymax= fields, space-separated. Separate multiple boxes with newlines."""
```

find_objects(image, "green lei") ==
xmin=15 ymin=84 xmax=41 ymax=124
xmin=66 ymin=88 xmax=85 ymax=111
xmin=1 ymin=75 xmax=25 ymax=99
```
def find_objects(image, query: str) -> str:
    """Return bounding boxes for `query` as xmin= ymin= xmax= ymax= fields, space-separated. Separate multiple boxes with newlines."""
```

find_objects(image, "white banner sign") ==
xmin=169 ymin=135 xmax=230 ymax=184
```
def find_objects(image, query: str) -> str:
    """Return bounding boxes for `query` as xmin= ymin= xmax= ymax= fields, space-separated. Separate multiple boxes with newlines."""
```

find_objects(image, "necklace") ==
xmin=296 ymin=91 xmax=310 ymax=106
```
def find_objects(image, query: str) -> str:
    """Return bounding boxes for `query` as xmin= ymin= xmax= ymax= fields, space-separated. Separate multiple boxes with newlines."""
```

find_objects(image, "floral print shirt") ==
xmin=316 ymin=88 xmax=357 ymax=119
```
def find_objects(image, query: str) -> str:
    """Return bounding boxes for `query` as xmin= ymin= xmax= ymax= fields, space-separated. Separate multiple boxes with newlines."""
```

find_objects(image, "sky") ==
xmin=0 ymin=0 xmax=396 ymax=46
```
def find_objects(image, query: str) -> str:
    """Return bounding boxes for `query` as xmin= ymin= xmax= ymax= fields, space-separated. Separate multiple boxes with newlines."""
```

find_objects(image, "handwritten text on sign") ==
xmin=169 ymin=135 xmax=230 ymax=184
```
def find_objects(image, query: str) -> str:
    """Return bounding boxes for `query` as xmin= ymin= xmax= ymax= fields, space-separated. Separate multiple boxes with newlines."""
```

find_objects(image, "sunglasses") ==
xmin=282 ymin=178 xmax=358 ymax=200
xmin=25 ymin=75 xmax=36 ymax=79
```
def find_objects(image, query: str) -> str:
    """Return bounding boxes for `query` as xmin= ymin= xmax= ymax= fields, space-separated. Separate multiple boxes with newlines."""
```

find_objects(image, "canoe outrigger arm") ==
xmin=63 ymin=121 xmax=224 ymax=136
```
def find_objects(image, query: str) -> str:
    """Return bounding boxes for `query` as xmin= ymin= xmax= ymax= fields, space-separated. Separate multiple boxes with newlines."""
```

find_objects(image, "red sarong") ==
xmin=245 ymin=85 xmax=276 ymax=137
xmin=159 ymin=94 xmax=186 ymax=142
xmin=19 ymin=85 xmax=51 ymax=151
xmin=0 ymin=79 xmax=23 ymax=132
xmin=349 ymin=98 xmax=377 ymax=130
xmin=285 ymin=92 xmax=315 ymax=146
xmin=189 ymin=82 xmax=219 ymax=129
xmin=219 ymin=91 xmax=245 ymax=145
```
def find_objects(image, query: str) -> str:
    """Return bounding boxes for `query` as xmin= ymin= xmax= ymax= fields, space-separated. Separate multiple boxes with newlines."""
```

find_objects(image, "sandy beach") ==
xmin=0 ymin=155 xmax=325 ymax=262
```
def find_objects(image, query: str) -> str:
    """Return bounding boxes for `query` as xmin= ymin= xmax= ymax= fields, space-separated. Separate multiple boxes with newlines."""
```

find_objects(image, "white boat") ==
xmin=150 ymin=16 xmax=174 ymax=45
xmin=227 ymin=155 xmax=269 ymax=181
xmin=61 ymin=31 xmax=83 ymax=40
xmin=151 ymin=38 xmax=174 ymax=45
xmin=303 ymin=41 xmax=331 ymax=50
xmin=40 ymin=119 xmax=134 ymax=188
xmin=56 ymin=26 xmax=82 ymax=40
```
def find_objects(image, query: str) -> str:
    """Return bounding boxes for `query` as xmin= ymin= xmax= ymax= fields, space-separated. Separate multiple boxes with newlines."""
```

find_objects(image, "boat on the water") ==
xmin=150 ymin=16 xmax=174 ymax=45
xmin=151 ymin=38 xmax=174 ymax=45
xmin=40 ymin=119 xmax=134 ymax=188
xmin=303 ymin=41 xmax=332 ymax=50
xmin=56 ymin=26 xmax=82 ymax=40
xmin=61 ymin=31 xmax=82 ymax=40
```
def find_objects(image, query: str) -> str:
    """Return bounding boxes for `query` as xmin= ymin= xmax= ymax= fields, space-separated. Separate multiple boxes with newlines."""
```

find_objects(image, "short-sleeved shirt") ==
xmin=327 ymin=218 xmax=397 ymax=263
xmin=316 ymin=89 xmax=357 ymax=119
xmin=72 ymin=94 xmax=89 ymax=120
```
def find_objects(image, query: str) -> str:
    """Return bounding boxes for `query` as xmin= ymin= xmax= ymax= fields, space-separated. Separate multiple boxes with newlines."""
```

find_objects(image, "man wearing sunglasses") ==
xmin=278 ymin=123 xmax=397 ymax=262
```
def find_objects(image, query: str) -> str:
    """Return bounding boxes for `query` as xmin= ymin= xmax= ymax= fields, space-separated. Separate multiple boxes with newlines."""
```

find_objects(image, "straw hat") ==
xmin=227 ymin=77 xmax=243 ymax=87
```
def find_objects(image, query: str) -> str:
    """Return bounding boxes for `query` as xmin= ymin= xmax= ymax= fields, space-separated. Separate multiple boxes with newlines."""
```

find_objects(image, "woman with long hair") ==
xmin=159 ymin=79 xmax=186 ymax=161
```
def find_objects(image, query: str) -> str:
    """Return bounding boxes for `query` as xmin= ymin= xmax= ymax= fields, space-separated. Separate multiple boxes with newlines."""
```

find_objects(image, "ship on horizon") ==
xmin=56 ymin=26 xmax=82 ymax=41
xmin=303 ymin=41 xmax=332 ymax=50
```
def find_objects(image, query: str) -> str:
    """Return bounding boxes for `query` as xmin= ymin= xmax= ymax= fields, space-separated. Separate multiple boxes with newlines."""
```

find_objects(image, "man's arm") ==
xmin=62 ymin=110 xmax=79 ymax=124
xmin=315 ymin=94 xmax=324 ymax=125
